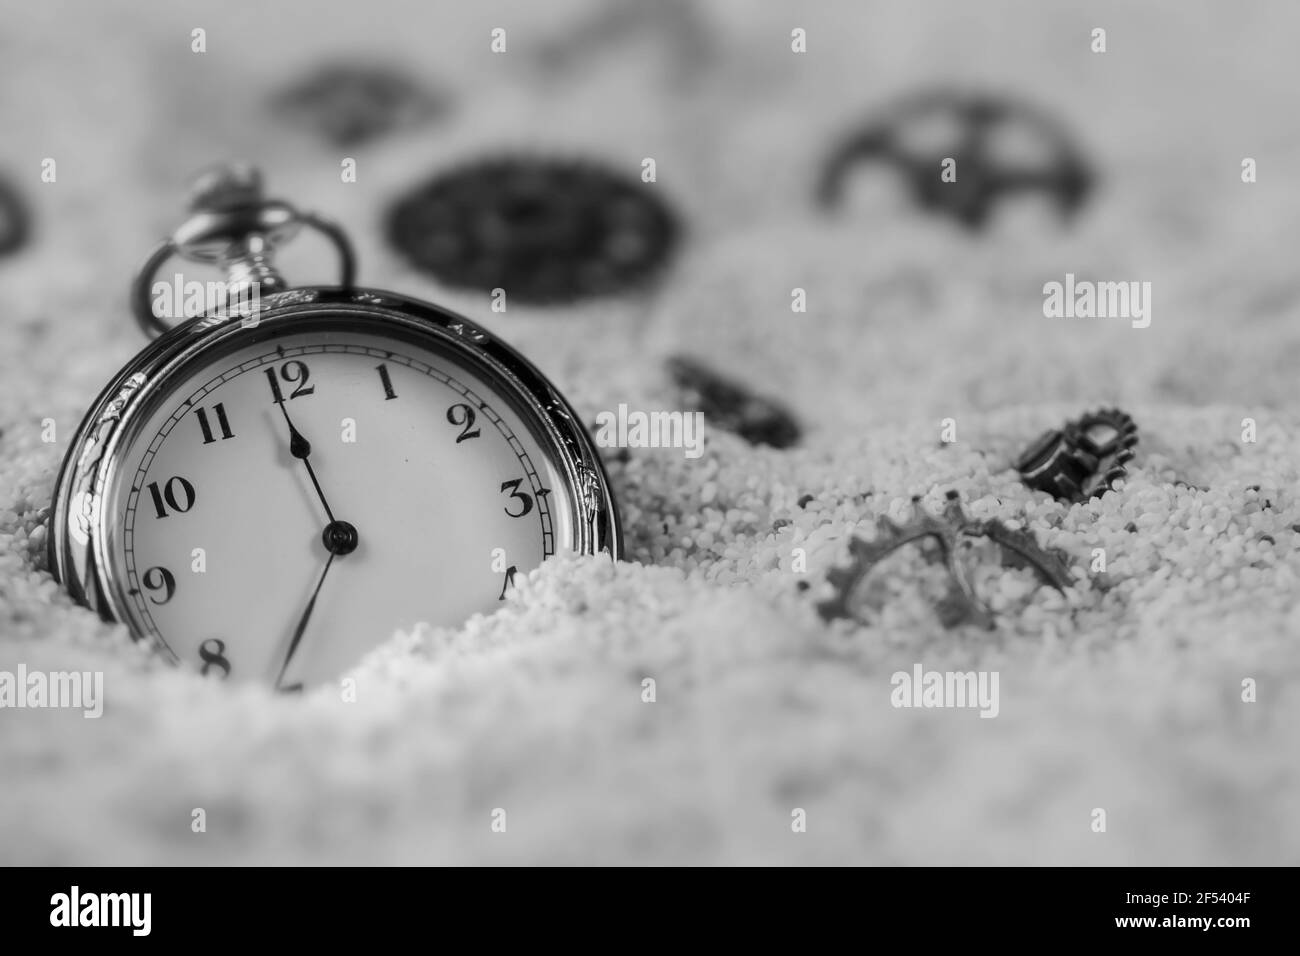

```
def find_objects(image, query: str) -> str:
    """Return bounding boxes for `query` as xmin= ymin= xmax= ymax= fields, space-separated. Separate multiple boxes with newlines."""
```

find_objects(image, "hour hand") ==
xmin=274 ymin=401 xmax=337 ymax=523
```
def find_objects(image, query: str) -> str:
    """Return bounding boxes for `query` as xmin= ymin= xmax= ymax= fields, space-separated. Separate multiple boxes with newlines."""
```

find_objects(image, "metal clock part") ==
xmin=1014 ymin=408 xmax=1138 ymax=503
xmin=385 ymin=156 xmax=679 ymax=304
xmin=270 ymin=63 xmax=444 ymax=147
xmin=0 ymin=174 xmax=30 ymax=257
xmin=130 ymin=163 xmax=356 ymax=339
xmin=818 ymin=493 xmax=994 ymax=629
xmin=817 ymin=89 xmax=1093 ymax=229
xmin=666 ymin=355 xmax=801 ymax=449
xmin=48 ymin=165 xmax=622 ymax=686
xmin=50 ymin=288 xmax=623 ymax=631
xmin=817 ymin=491 xmax=1071 ymax=630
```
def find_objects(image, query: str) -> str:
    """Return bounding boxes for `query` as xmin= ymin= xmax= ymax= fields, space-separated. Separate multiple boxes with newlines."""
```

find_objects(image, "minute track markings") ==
xmin=120 ymin=341 xmax=557 ymax=652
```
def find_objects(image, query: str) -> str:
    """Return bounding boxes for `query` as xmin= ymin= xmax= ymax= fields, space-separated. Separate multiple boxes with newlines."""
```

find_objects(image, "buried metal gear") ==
xmin=386 ymin=157 xmax=678 ymax=304
xmin=666 ymin=355 xmax=801 ymax=449
xmin=816 ymin=89 xmax=1093 ymax=229
xmin=816 ymin=491 xmax=1072 ymax=630
xmin=0 ymin=174 xmax=29 ymax=257
xmin=1014 ymin=408 xmax=1138 ymax=503
xmin=270 ymin=63 xmax=445 ymax=147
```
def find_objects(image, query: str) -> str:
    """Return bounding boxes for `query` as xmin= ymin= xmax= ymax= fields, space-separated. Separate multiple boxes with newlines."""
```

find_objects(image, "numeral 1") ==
xmin=376 ymin=363 xmax=398 ymax=400
xmin=195 ymin=403 xmax=235 ymax=444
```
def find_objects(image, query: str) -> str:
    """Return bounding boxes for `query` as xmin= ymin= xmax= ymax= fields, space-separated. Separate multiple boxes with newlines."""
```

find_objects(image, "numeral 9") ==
xmin=142 ymin=566 xmax=176 ymax=604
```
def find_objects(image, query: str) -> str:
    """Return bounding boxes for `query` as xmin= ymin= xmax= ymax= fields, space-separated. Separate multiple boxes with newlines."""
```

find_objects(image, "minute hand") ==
xmin=275 ymin=550 xmax=336 ymax=690
xmin=276 ymin=401 xmax=336 ymax=523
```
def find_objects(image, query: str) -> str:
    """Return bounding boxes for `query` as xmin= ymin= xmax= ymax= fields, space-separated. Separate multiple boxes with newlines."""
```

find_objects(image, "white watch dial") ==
xmin=103 ymin=327 xmax=570 ymax=688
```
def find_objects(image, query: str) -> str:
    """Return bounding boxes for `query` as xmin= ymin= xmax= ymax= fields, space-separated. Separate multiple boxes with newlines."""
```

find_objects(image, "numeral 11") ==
xmin=195 ymin=403 xmax=235 ymax=444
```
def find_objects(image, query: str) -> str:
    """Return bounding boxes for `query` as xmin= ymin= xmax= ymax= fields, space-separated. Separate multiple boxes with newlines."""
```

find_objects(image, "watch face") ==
xmin=95 ymin=310 xmax=576 ymax=689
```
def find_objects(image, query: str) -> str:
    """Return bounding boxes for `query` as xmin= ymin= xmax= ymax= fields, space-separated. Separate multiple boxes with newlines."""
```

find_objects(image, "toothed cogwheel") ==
xmin=1014 ymin=408 xmax=1138 ymax=503
xmin=816 ymin=490 xmax=1071 ymax=630
xmin=386 ymin=157 xmax=679 ymax=304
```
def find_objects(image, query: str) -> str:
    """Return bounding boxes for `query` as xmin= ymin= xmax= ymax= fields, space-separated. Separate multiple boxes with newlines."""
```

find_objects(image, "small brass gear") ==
xmin=1015 ymin=408 xmax=1138 ymax=503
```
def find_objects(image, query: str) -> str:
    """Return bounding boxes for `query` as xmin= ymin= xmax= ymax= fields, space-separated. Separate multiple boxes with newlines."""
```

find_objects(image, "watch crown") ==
xmin=187 ymin=162 xmax=265 ymax=213
xmin=131 ymin=165 xmax=356 ymax=338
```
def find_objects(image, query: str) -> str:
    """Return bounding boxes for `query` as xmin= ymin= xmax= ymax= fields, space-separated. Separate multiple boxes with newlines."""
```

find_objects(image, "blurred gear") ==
xmin=667 ymin=355 xmax=800 ymax=449
xmin=532 ymin=0 xmax=712 ymax=89
xmin=271 ymin=63 xmax=444 ymax=147
xmin=1015 ymin=408 xmax=1138 ymax=502
xmin=817 ymin=89 xmax=1093 ymax=229
xmin=0 ymin=175 xmax=30 ymax=257
xmin=387 ymin=157 xmax=678 ymax=304
xmin=817 ymin=491 xmax=1071 ymax=629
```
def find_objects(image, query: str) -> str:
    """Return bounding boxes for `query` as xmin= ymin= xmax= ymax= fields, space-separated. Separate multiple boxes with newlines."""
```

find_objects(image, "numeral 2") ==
xmin=446 ymin=403 xmax=481 ymax=442
xmin=265 ymin=360 xmax=313 ymax=404
xmin=146 ymin=476 xmax=196 ymax=518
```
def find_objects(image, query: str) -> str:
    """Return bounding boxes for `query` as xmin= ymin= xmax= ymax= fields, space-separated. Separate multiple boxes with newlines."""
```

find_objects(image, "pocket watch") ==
xmin=48 ymin=165 xmax=621 ymax=690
